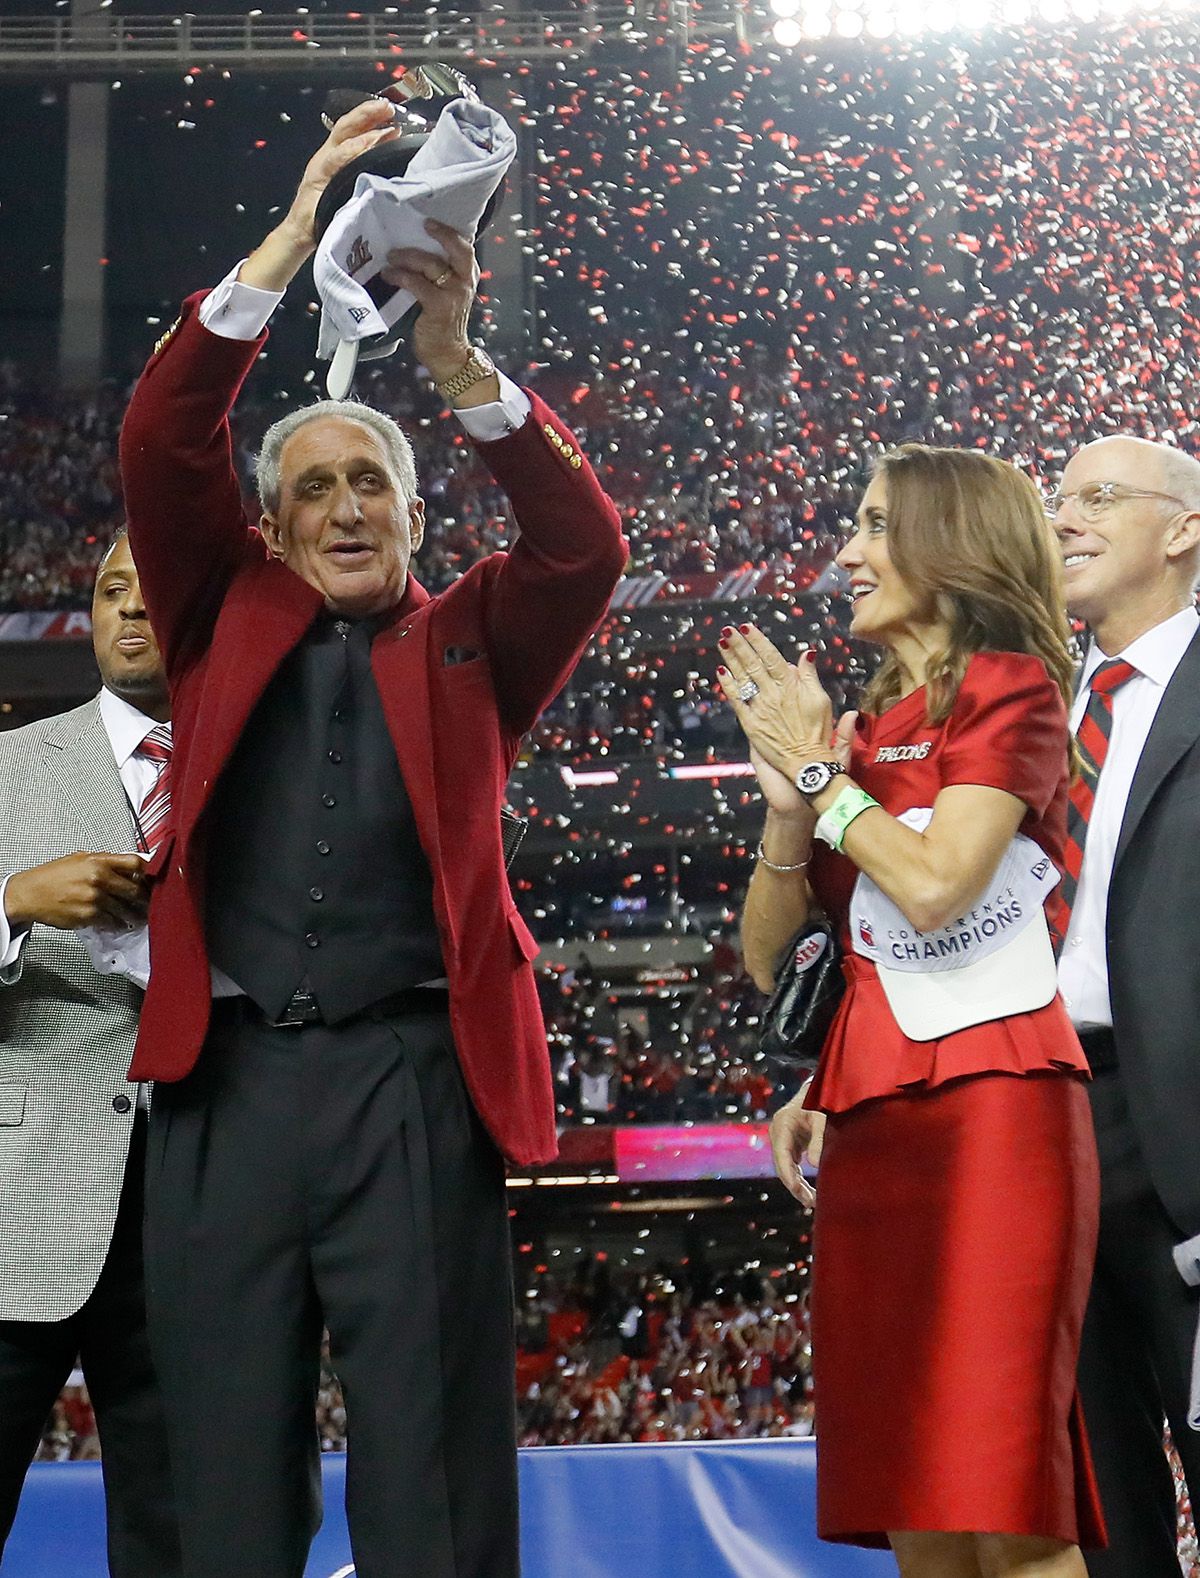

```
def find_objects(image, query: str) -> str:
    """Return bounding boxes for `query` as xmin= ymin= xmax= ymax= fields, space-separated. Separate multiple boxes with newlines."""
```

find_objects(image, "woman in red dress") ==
xmin=720 ymin=445 xmax=1105 ymax=1577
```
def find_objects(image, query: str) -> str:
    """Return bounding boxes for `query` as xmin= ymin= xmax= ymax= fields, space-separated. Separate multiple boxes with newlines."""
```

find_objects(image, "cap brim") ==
xmin=326 ymin=338 xmax=360 ymax=401
xmin=875 ymin=912 xmax=1058 ymax=1042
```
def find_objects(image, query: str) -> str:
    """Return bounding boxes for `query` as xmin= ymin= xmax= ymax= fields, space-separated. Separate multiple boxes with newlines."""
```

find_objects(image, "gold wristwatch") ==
xmin=435 ymin=345 xmax=497 ymax=404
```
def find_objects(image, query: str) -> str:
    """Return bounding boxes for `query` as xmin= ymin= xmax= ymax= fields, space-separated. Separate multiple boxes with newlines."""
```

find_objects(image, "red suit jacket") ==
xmin=119 ymin=294 xmax=626 ymax=1166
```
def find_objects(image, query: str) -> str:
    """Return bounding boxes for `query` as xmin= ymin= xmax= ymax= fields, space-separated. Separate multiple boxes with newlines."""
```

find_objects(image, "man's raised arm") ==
xmin=118 ymin=99 xmax=403 ymax=676
xmin=379 ymin=216 xmax=628 ymax=737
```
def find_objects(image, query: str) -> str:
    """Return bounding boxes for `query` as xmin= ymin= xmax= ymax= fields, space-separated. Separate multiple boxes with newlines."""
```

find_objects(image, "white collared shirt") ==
xmin=85 ymin=693 xmax=242 ymax=998
xmin=199 ymin=262 xmax=532 ymax=439
xmin=1058 ymin=605 xmax=1200 ymax=1027
xmin=99 ymin=684 xmax=170 ymax=816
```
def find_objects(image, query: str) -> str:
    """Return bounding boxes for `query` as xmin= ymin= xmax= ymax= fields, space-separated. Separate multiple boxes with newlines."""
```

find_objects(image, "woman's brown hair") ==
xmin=859 ymin=444 xmax=1076 ymax=738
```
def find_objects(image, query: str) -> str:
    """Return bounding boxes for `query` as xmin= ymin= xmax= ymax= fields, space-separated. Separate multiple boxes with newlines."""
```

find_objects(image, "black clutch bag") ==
xmin=759 ymin=919 xmax=845 ymax=1068
xmin=501 ymin=809 xmax=528 ymax=868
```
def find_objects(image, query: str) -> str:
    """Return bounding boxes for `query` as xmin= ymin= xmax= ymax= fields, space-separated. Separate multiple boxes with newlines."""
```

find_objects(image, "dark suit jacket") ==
xmin=118 ymin=294 xmax=626 ymax=1167
xmin=1106 ymin=622 xmax=1200 ymax=1236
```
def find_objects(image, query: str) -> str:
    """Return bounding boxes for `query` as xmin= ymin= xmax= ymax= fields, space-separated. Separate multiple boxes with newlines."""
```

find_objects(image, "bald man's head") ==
xmin=1054 ymin=436 xmax=1200 ymax=649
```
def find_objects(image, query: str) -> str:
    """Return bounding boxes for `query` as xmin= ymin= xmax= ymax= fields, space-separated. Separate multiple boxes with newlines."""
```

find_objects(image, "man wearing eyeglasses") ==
xmin=1051 ymin=435 xmax=1200 ymax=1576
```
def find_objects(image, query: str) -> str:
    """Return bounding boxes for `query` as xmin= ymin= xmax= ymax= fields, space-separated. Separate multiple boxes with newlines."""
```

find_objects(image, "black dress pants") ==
xmin=143 ymin=1005 xmax=519 ymax=1578
xmin=1079 ymin=1068 xmax=1200 ymax=1576
xmin=0 ymin=1114 xmax=183 ymax=1575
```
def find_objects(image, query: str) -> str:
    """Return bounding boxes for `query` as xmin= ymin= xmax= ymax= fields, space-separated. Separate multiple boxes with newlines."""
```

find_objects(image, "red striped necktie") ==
xmin=134 ymin=724 xmax=173 ymax=856
xmin=1055 ymin=658 xmax=1138 ymax=941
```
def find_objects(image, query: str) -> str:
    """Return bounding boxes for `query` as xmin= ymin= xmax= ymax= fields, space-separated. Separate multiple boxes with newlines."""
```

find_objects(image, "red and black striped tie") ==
xmin=1055 ymin=658 xmax=1137 ymax=941
xmin=134 ymin=724 xmax=173 ymax=856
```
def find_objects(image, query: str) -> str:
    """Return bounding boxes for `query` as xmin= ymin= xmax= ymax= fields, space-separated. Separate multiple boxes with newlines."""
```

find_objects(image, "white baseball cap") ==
xmin=849 ymin=809 xmax=1060 ymax=1041
xmin=313 ymin=98 xmax=516 ymax=399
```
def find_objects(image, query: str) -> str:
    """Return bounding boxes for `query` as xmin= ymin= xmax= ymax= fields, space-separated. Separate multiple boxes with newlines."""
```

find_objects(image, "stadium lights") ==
xmin=560 ymin=765 xmax=620 ymax=788
xmin=769 ymin=0 xmax=802 ymax=14
xmin=507 ymin=1174 xmax=622 ymax=1188
xmin=773 ymin=16 xmax=806 ymax=40
xmin=558 ymin=761 xmax=757 ymax=785
xmin=668 ymin=761 xmax=756 ymax=780
xmin=891 ymin=1 xmax=928 ymax=27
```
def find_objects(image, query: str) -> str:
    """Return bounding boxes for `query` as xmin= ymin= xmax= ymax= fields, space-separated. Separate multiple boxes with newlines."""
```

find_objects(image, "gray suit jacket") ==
xmin=1106 ymin=623 xmax=1200 ymax=1239
xmin=0 ymin=696 xmax=145 ymax=1321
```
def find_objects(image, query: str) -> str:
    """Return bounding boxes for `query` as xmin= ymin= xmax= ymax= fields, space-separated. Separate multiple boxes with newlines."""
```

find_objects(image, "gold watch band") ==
xmin=435 ymin=347 xmax=496 ymax=403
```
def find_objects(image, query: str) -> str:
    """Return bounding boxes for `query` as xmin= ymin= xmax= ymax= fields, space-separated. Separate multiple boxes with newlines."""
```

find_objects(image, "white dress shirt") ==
xmin=1058 ymin=605 xmax=1200 ymax=1027
xmin=100 ymin=684 xmax=171 ymax=831
xmin=199 ymin=261 xmax=532 ymax=439
xmin=70 ymin=689 xmax=166 ymax=1003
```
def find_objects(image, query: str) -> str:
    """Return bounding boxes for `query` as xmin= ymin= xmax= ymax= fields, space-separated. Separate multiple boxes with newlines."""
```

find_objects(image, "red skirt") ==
xmin=811 ymin=1069 xmax=1107 ymax=1548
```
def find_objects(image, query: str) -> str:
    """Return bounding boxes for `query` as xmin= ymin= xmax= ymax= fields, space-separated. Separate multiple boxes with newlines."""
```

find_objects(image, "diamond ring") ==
xmin=738 ymin=679 xmax=760 ymax=703
xmin=434 ymin=269 xmax=452 ymax=288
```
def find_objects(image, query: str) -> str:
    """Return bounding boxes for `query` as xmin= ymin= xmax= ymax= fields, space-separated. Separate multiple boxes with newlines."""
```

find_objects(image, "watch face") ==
xmin=797 ymin=762 xmax=834 ymax=795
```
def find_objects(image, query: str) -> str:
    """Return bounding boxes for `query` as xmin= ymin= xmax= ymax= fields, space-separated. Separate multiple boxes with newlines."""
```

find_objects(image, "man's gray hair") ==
xmin=256 ymin=400 xmax=419 ymax=516
xmin=1155 ymin=443 xmax=1200 ymax=514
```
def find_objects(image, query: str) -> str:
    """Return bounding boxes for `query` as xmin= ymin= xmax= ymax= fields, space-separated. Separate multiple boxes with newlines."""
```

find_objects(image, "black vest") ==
xmin=205 ymin=614 xmax=443 ymax=1022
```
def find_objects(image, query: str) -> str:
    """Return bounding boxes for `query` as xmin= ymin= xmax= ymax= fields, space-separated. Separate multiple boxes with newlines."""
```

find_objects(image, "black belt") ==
xmin=1077 ymin=1025 xmax=1119 ymax=1075
xmin=210 ymin=984 xmax=451 ymax=1031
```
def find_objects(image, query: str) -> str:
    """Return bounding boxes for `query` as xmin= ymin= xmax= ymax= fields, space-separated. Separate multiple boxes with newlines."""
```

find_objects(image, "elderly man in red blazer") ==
xmin=118 ymin=99 xmax=626 ymax=1578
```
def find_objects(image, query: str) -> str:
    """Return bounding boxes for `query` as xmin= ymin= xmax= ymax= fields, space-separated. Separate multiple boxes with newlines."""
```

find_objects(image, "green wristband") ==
xmin=814 ymin=784 xmax=880 ymax=852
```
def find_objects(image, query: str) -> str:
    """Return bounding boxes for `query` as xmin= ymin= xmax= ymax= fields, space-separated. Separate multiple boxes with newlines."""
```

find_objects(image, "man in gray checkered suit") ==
xmin=0 ymin=531 xmax=182 ymax=1573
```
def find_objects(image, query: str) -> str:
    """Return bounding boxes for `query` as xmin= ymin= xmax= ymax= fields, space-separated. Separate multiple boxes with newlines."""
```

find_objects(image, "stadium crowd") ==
xmin=542 ymin=938 xmax=789 ymax=1126
xmin=510 ymin=1262 xmax=815 ymax=1447
xmin=0 ymin=364 xmax=126 ymax=612
xmin=10 ymin=28 xmax=1200 ymax=612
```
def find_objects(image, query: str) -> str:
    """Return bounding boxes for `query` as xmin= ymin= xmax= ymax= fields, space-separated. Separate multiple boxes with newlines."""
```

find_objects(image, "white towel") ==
xmin=1173 ymin=1231 xmax=1200 ymax=1428
xmin=314 ymin=99 xmax=516 ymax=397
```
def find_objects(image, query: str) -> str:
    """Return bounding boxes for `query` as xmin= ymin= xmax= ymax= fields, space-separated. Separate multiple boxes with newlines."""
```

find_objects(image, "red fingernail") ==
xmin=720 ymin=626 xmax=733 ymax=637
xmin=806 ymin=651 xmax=817 ymax=664
xmin=739 ymin=624 xmax=751 ymax=634
xmin=716 ymin=666 xmax=728 ymax=677
xmin=718 ymin=638 xmax=730 ymax=649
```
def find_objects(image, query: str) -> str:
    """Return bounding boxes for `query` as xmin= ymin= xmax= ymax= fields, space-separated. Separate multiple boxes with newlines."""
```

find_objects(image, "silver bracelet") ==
xmin=755 ymin=841 xmax=810 ymax=873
